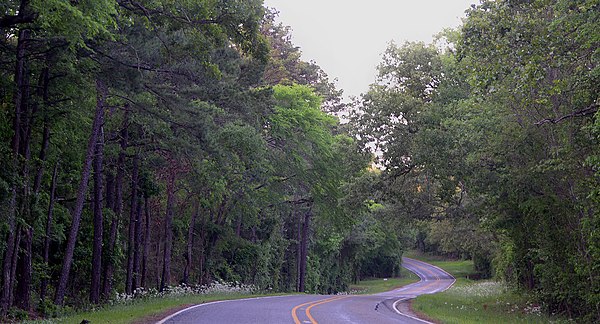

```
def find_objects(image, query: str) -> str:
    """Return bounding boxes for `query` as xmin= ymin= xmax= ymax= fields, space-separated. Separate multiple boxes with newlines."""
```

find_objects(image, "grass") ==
xmin=25 ymin=291 xmax=285 ymax=324
xmin=403 ymin=250 xmax=477 ymax=279
xmin=407 ymin=251 xmax=569 ymax=323
xmin=349 ymin=268 xmax=420 ymax=294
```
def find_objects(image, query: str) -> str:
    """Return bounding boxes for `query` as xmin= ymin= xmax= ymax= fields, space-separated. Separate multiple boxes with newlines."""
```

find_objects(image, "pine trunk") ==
xmin=141 ymin=196 xmax=151 ymax=288
xmin=15 ymin=227 xmax=32 ymax=310
xmin=183 ymin=201 xmax=199 ymax=284
xmin=160 ymin=172 xmax=176 ymax=291
xmin=90 ymin=122 xmax=105 ymax=304
xmin=40 ymin=162 xmax=58 ymax=301
xmin=1 ymin=27 xmax=30 ymax=316
xmin=126 ymin=154 xmax=139 ymax=294
xmin=8 ymin=225 xmax=22 ymax=308
xmin=1 ymin=189 xmax=18 ymax=316
xmin=102 ymin=108 xmax=129 ymax=298
xmin=133 ymin=193 xmax=143 ymax=289
xmin=54 ymin=79 xmax=107 ymax=305
xmin=298 ymin=208 xmax=312 ymax=293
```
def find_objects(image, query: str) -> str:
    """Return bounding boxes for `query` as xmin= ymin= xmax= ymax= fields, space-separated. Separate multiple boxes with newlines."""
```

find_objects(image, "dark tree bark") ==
xmin=14 ymin=227 xmax=32 ymax=311
xmin=298 ymin=207 xmax=312 ymax=293
xmin=156 ymin=237 xmax=162 ymax=290
xmin=235 ymin=213 xmax=243 ymax=237
xmin=183 ymin=200 xmax=199 ymax=284
xmin=105 ymin=171 xmax=115 ymax=211
xmin=1 ymin=27 xmax=30 ymax=316
xmin=54 ymin=79 xmax=107 ymax=305
xmin=197 ymin=210 xmax=206 ymax=285
xmin=40 ymin=161 xmax=58 ymax=301
xmin=133 ymin=191 xmax=143 ymax=289
xmin=126 ymin=154 xmax=139 ymax=294
xmin=296 ymin=210 xmax=302 ymax=291
xmin=8 ymin=225 xmax=22 ymax=308
xmin=90 ymin=122 xmax=105 ymax=304
xmin=160 ymin=172 xmax=176 ymax=291
xmin=102 ymin=107 xmax=129 ymax=299
xmin=1 ymin=191 xmax=18 ymax=316
xmin=140 ymin=196 xmax=151 ymax=288
xmin=32 ymin=66 xmax=51 ymax=195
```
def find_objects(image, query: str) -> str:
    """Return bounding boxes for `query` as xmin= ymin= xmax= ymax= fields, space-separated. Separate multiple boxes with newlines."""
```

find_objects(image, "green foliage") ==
xmin=348 ymin=1 xmax=599 ymax=321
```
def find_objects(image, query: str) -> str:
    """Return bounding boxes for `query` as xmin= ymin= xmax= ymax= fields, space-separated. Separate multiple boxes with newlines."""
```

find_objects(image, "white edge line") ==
xmin=404 ymin=257 xmax=457 ymax=292
xmin=393 ymin=259 xmax=434 ymax=324
xmin=393 ymin=257 xmax=457 ymax=323
xmin=391 ymin=297 xmax=433 ymax=324
xmin=155 ymin=295 xmax=291 ymax=324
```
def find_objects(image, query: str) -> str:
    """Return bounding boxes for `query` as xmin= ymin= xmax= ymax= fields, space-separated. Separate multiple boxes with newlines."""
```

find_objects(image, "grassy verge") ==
xmin=26 ymin=292 xmax=282 ymax=324
xmin=407 ymin=251 xmax=568 ymax=323
xmin=349 ymin=268 xmax=420 ymax=294
xmin=403 ymin=250 xmax=477 ymax=279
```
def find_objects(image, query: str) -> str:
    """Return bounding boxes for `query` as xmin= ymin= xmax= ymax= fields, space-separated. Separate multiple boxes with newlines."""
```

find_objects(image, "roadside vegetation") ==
xmin=25 ymin=282 xmax=277 ymax=324
xmin=349 ymin=269 xmax=419 ymax=295
xmin=411 ymin=254 xmax=571 ymax=324
xmin=1 ymin=0 xmax=598 ymax=322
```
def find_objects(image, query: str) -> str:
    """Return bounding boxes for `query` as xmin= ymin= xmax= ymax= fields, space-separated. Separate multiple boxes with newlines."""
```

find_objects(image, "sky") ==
xmin=262 ymin=0 xmax=477 ymax=99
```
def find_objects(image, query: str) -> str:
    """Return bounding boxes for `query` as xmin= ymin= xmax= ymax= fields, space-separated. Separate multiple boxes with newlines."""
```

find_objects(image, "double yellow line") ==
xmin=291 ymin=295 xmax=350 ymax=324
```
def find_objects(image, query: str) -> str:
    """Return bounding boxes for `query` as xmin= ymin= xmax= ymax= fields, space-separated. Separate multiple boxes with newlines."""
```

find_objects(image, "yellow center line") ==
xmin=405 ymin=259 xmax=441 ymax=280
xmin=292 ymin=296 xmax=345 ymax=324
xmin=305 ymin=295 xmax=350 ymax=324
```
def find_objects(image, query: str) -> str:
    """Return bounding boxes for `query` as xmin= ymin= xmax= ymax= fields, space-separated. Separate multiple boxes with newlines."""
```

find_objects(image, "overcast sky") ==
xmin=262 ymin=0 xmax=477 ymax=99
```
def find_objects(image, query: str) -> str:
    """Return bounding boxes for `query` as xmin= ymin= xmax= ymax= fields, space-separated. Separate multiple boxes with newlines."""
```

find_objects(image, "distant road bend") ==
xmin=157 ymin=257 xmax=455 ymax=324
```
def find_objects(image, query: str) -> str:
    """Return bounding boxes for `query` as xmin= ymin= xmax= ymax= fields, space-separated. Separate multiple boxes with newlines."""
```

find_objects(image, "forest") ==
xmin=0 ymin=0 xmax=598 ymax=322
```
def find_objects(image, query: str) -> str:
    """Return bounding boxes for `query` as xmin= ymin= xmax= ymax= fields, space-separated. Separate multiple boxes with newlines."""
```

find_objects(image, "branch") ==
xmin=117 ymin=0 xmax=221 ymax=26
xmin=535 ymin=103 xmax=598 ymax=125
xmin=254 ymin=174 xmax=296 ymax=190
xmin=0 ymin=13 xmax=36 ymax=28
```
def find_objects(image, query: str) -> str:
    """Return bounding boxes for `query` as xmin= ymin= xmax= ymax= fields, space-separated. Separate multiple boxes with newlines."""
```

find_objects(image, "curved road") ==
xmin=158 ymin=257 xmax=454 ymax=324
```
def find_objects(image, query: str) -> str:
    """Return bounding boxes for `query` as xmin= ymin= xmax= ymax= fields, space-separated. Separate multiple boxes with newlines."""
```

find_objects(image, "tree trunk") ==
xmin=54 ymin=79 xmax=107 ymax=305
xmin=1 ymin=189 xmax=18 ymax=316
xmin=183 ymin=200 xmax=199 ymax=284
xmin=197 ymin=211 xmax=206 ymax=285
xmin=298 ymin=208 xmax=312 ymax=293
xmin=32 ymin=66 xmax=50 ymax=195
xmin=160 ymin=172 xmax=176 ymax=291
xmin=40 ymin=162 xmax=59 ymax=301
xmin=15 ymin=227 xmax=32 ymax=310
xmin=102 ymin=107 xmax=129 ymax=299
xmin=133 ymin=192 xmax=143 ymax=290
xmin=90 ymin=121 xmax=105 ymax=304
xmin=235 ymin=214 xmax=243 ymax=237
xmin=126 ymin=154 xmax=139 ymax=294
xmin=1 ymin=27 xmax=30 ymax=316
xmin=296 ymin=210 xmax=302 ymax=291
xmin=8 ymin=225 xmax=22 ymax=308
xmin=141 ymin=196 xmax=151 ymax=288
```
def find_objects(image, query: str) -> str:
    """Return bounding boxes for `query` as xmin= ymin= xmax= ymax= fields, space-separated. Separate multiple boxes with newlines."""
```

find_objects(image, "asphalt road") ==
xmin=157 ymin=257 xmax=455 ymax=324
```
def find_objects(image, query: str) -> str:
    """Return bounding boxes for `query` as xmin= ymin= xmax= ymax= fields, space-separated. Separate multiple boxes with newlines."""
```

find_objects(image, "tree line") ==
xmin=1 ymin=0 xmax=598 ymax=322
xmin=0 ymin=0 xmax=400 ymax=320
xmin=350 ymin=0 xmax=598 ymax=321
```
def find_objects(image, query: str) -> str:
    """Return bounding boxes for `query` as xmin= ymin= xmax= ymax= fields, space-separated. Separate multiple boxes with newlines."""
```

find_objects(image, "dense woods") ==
xmin=351 ymin=0 xmax=599 ymax=321
xmin=0 ymin=0 xmax=377 ymax=319
xmin=0 ymin=0 xmax=598 ymax=322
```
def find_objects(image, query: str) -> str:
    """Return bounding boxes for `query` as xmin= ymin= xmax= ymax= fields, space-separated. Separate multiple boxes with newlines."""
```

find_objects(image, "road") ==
xmin=157 ymin=257 xmax=455 ymax=324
